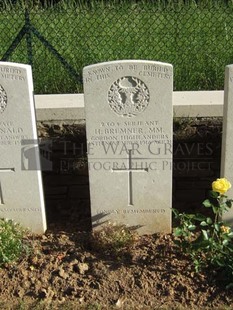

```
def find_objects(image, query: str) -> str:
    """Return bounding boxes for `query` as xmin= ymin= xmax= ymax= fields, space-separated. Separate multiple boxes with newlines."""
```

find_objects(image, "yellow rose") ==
xmin=220 ymin=225 xmax=231 ymax=234
xmin=212 ymin=178 xmax=231 ymax=195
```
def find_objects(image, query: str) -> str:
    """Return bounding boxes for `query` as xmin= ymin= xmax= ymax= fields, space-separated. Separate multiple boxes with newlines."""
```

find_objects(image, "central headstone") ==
xmin=0 ymin=61 xmax=46 ymax=233
xmin=83 ymin=60 xmax=173 ymax=234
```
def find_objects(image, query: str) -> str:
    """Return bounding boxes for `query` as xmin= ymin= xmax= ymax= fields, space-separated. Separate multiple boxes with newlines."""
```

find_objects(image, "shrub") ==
xmin=0 ymin=218 xmax=29 ymax=266
xmin=173 ymin=178 xmax=233 ymax=287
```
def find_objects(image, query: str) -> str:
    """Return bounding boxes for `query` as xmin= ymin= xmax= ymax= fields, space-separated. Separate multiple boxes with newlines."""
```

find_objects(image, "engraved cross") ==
xmin=0 ymin=168 xmax=15 ymax=205
xmin=112 ymin=150 xmax=148 ymax=206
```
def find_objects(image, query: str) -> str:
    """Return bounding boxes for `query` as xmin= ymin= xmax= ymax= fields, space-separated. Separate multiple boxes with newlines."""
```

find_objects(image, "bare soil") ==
xmin=0 ymin=226 xmax=233 ymax=310
xmin=0 ymin=117 xmax=230 ymax=309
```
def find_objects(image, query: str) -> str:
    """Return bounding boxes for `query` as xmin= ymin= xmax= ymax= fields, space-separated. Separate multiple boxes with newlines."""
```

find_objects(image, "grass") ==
xmin=91 ymin=222 xmax=138 ymax=257
xmin=1 ymin=0 xmax=233 ymax=93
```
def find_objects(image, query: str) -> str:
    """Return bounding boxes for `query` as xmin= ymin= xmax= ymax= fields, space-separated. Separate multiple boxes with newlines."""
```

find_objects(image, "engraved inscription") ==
xmin=0 ymin=84 xmax=7 ymax=113
xmin=97 ymin=209 xmax=166 ymax=214
xmin=108 ymin=76 xmax=149 ymax=117
xmin=0 ymin=122 xmax=28 ymax=145
xmin=0 ymin=66 xmax=25 ymax=81
xmin=89 ymin=120 xmax=170 ymax=146
xmin=112 ymin=150 xmax=148 ymax=206
xmin=0 ymin=208 xmax=40 ymax=212
xmin=84 ymin=64 xmax=172 ymax=84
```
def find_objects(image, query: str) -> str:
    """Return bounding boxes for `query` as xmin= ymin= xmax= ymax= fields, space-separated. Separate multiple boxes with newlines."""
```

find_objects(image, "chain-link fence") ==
xmin=1 ymin=0 xmax=233 ymax=94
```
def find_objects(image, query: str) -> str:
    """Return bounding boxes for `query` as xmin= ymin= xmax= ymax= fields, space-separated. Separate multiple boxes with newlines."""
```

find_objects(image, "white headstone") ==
xmin=221 ymin=64 xmax=233 ymax=225
xmin=83 ymin=60 xmax=173 ymax=234
xmin=0 ymin=62 xmax=46 ymax=233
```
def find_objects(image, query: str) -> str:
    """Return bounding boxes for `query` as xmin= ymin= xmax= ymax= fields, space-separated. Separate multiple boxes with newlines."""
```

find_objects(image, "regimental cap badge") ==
xmin=0 ymin=85 xmax=7 ymax=114
xmin=108 ymin=76 xmax=150 ymax=117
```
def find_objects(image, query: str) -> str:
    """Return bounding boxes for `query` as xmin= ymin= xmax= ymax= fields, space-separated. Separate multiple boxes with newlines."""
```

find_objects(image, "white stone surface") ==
xmin=35 ymin=94 xmax=85 ymax=121
xmin=34 ymin=91 xmax=223 ymax=121
xmin=84 ymin=60 xmax=173 ymax=234
xmin=173 ymin=91 xmax=223 ymax=117
xmin=0 ymin=62 xmax=46 ymax=233
xmin=221 ymin=65 xmax=233 ymax=225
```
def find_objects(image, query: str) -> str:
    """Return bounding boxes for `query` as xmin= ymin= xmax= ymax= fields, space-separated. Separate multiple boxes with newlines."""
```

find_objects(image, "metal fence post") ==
xmin=25 ymin=7 xmax=33 ymax=68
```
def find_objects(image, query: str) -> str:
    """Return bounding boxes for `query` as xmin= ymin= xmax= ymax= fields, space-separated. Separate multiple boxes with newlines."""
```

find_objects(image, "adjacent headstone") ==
xmin=83 ymin=60 xmax=173 ymax=234
xmin=0 ymin=62 xmax=46 ymax=233
xmin=221 ymin=64 xmax=233 ymax=225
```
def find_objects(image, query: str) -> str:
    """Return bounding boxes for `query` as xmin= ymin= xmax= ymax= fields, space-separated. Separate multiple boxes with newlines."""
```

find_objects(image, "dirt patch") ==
xmin=0 ymin=117 xmax=229 ymax=309
xmin=0 ymin=230 xmax=232 ymax=309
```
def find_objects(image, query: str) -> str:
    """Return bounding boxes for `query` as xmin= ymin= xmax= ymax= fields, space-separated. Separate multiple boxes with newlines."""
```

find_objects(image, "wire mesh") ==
xmin=1 ymin=0 xmax=233 ymax=93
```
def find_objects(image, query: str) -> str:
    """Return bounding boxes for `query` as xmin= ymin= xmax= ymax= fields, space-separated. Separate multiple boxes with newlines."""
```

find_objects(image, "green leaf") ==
xmin=174 ymin=228 xmax=183 ymax=237
xmin=226 ymin=200 xmax=232 ymax=208
xmin=192 ymin=239 xmax=210 ymax=250
xmin=186 ymin=214 xmax=196 ymax=219
xmin=202 ymin=230 xmax=209 ymax=240
xmin=194 ymin=214 xmax=207 ymax=221
xmin=223 ymin=239 xmax=229 ymax=246
xmin=172 ymin=208 xmax=179 ymax=217
xmin=203 ymin=199 xmax=212 ymax=208
xmin=214 ymin=258 xmax=226 ymax=267
xmin=200 ymin=221 xmax=208 ymax=227
xmin=214 ymin=224 xmax=220 ymax=232
xmin=209 ymin=190 xmax=219 ymax=199
xmin=206 ymin=217 xmax=213 ymax=225
xmin=188 ymin=225 xmax=196 ymax=231
xmin=228 ymin=232 xmax=233 ymax=238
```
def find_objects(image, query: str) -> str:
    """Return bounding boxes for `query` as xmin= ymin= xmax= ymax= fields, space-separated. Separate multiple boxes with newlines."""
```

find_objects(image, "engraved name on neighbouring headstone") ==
xmin=0 ymin=62 xmax=46 ymax=233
